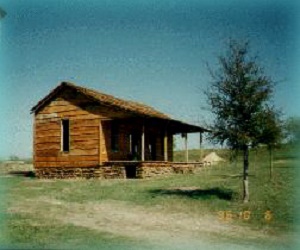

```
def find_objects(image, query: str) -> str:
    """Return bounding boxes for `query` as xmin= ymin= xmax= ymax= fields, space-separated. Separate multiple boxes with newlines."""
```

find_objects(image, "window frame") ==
xmin=61 ymin=119 xmax=70 ymax=152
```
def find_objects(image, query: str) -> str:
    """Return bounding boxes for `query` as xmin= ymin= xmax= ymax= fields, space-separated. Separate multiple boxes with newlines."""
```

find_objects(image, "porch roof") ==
xmin=167 ymin=119 xmax=210 ymax=134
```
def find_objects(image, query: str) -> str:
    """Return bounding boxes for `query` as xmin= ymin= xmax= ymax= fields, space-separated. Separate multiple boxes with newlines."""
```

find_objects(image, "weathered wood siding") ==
xmin=34 ymin=88 xmax=101 ymax=168
xmin=34 ymin=87 xmax=174 ymax=168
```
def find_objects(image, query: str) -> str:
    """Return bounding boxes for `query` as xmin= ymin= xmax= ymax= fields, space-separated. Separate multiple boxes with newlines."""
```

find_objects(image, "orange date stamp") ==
xmin=217 ymin=210 xmax=273 ymax=222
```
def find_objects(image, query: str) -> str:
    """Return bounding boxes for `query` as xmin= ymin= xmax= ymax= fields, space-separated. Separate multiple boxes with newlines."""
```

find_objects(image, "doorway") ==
xmin=130 ymin=132 xmax=140 ymax=160
xmin=125 ymin=165 xmax=137 ymax=178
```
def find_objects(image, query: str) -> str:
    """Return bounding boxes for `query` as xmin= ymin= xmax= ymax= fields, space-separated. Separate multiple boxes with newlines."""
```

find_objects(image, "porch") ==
xmin=99 ymin=117 xmax=209 ymax=178
xmin=101 ymin=117 xmax=210 ymax=163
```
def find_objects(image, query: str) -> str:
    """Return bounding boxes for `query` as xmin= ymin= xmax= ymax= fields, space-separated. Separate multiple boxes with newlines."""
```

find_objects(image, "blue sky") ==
xmin=0 ymin=0 xmax=299 ymax=158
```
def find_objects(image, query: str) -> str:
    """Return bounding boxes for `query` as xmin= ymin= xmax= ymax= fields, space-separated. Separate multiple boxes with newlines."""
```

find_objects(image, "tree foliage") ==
xmin=259 ymin=108 xmax=283 ymax=148
xmin=284 ymin=116 xmax=300 ymax=145
xmin=206 ymin=41 xmax=280 ymax=149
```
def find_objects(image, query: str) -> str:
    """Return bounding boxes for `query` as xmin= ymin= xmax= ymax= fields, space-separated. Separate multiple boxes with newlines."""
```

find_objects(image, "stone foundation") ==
xmin=35 ymin=162 xmax=203 ymax=179
xmin=137 ymin=162 xmax=197 ymax=178
xmin=35 ymin=165 xmax=126 ymax=179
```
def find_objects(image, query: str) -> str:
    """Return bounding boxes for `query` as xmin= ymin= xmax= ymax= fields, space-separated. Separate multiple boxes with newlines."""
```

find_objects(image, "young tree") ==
xmin=258 ymin=108 xmax=283 ymax=179
xmin=284 ymin=116 xmax=300 ymax=145
xmin=205 ymin=40 xmax=280 ymax=202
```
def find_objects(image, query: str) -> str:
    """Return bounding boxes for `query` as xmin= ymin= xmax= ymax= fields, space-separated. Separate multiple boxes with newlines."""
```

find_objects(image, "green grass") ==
xmin=1 ymin=146 xmax=298 ymax=249
xmin=1 ymin=213 xmax=148 ymax=250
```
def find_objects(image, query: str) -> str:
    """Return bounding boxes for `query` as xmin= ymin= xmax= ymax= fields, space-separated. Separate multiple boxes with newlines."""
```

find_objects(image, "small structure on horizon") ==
xmin=202 ymin=152 xmax=225 ymax=165
xmin=31 ymin=81 xmax=210 ymax=179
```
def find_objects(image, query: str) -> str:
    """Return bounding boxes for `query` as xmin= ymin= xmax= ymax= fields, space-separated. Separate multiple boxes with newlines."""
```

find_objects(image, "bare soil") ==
xmin=8 ymin=195 xmax=280 ymax=248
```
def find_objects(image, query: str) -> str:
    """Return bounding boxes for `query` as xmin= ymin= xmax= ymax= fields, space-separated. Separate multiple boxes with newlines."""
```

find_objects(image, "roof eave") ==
xmin=30 ymin=82 xmax=68 ymax=114
xmin=165 ymin=119 xmax=211 ymax=134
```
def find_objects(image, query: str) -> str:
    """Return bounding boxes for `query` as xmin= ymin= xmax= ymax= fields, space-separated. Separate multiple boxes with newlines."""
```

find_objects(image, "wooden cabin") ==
xmin=31 ymin=82 xmax=209 ymax=179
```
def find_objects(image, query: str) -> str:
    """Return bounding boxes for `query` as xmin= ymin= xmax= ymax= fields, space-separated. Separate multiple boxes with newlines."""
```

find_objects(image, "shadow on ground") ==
xmin=149 ymin=187 xmax=235 ymax=201
xmin=7 ymin=171 xmax=36 ymax=178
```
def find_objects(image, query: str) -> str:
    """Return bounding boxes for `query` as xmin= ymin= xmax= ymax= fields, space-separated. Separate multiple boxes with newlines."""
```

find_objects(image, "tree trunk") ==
xmin=243 ymin=145 xmax=250 ymax=203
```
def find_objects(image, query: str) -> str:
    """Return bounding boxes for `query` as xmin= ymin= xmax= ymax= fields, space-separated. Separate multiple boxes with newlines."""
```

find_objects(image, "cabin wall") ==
xmin=34 ymin=87 xmax=175 ymax=173
xmin=34 ymin=89 xmax=101 ymax=168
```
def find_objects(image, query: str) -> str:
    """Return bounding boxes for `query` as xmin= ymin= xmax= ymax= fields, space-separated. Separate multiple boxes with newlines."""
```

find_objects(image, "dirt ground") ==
xmin=7 ymin=194 xmax=289 ymax=249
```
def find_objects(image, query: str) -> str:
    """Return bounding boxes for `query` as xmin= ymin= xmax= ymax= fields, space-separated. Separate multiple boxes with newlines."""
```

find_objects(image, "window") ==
xmin=62 ymin=119 xmax=70 ymax=152
xmin=111 ymin=122 xmax=119 ymax=152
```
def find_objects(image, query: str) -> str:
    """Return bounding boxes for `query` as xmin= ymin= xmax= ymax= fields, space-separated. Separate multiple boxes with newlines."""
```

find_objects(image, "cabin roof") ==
xmin=31 ymin=81 xmax=210 ymax=133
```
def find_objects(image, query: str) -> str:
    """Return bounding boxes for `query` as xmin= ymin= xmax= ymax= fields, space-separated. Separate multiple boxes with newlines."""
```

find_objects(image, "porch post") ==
xmin=164 ymin=131 xmax=168 ymax=161
xmin=199 ymin=132 xmax=202 ymax=161
xmin=141 ymin=123 xmax=145 ymax=161
xmin=99 ymin=120 xmax=102 ymax=165
xmin=184 ymin=133 xmax=188 ymax=162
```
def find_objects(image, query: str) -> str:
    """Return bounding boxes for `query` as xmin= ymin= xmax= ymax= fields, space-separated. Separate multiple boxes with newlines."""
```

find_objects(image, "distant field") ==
xmin=174 ymin=148 xmax=232 ymax=162
xmin=0 ymin=146 xmax=298 ymax=249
